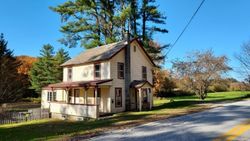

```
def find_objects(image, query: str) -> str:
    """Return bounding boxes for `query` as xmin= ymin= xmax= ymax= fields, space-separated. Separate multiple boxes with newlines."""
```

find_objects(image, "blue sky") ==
xmin=1 ymin=0 xmax=250 ymax=80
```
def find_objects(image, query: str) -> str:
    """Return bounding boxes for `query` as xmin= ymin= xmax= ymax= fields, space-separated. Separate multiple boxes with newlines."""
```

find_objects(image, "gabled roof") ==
xmin=61 ymin=38 xmax=156 ymax=67
xmin=61 ymin=40 xmax=127 ymax=66
xmin=130 ymin=80 xmax=153 ymax=88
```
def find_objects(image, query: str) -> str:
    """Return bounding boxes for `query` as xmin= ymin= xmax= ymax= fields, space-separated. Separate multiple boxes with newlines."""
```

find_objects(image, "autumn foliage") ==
xmin=16 ymin=55 xmax=37 ymax=75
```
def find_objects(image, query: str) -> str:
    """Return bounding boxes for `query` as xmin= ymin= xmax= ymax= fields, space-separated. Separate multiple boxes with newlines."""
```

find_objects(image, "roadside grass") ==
xmin=0 ymin=91 xmax=249 ymax=141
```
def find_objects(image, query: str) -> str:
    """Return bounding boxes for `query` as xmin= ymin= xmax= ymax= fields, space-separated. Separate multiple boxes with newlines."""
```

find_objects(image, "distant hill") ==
xmin=16 ymin=55 xmax=37 ymax=75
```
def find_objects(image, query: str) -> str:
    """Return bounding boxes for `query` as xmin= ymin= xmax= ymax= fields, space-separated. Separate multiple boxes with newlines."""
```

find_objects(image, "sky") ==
xmin=1 ymin=0 xmax=250 ymax=81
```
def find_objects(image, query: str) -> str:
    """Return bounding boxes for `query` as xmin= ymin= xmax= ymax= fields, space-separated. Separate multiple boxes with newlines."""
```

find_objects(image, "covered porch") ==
xmin=130 ymin=80 xmax=153 ymax=111
xmin=44 ymin=79 xmax=112 ymax=119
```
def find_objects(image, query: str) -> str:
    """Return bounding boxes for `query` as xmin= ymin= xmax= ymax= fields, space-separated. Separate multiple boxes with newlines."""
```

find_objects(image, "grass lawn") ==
xmin=0 ymin=91 xmax=250 ymax=141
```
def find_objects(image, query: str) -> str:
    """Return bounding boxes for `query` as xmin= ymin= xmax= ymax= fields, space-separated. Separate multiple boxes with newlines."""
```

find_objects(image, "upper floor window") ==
xmin=134 ymin=46 xmax=136 ymax=52
xmin=94 ymin=63 xmax=101 ymax=79
xmin=68 ymin=68 xmax=72 ymax=81
xmin=142 ymin=66 xmax=147 ymax=80
xmin=117 ymin=62 xmax=124 ymax=79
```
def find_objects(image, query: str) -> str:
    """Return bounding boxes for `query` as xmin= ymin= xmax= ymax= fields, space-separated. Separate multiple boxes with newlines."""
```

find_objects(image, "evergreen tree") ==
xmin=140 ymin=0 xmax=169 ymax=67
xmin=129 ymin=0 xmax=139 ymax=37
xmin=0 ymin=33 xmax=24 ymax=102
xmin=29 ymin=44 xmax=60 ymax=93
xmin=52 ymin=0 xmax=169 ymax=66
xmin=51 ymin=0 xmax=122 ymax=49
xmin=54 ymin=48 xmax=70 ymax=81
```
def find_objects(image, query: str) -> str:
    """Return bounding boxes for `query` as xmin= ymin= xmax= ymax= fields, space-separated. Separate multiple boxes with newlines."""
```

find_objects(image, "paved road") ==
xmin=90 ymin=100 xmax=250 ymax=141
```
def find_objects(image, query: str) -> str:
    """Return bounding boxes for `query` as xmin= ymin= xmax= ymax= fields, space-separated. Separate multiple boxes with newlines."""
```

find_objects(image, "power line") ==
xmin=166 ymin=0 xmax=206 ymax=56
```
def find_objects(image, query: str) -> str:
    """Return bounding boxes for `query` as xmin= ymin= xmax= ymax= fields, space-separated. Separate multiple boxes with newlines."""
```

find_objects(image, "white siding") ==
xmin=63 ymin=68 xmax=67 ymax=82
xmin=50 ymin=102 xmax=98 ymax=118
xmin=73 ymin=64 xmax=94 ymax=81
xmin=130 ymin=41 xmax=154 ymax=84
xmin=63 ymin=61 xmax=111 ymax=82
xmin=41 ymin=89 xmax=65 ymax=109
xmin=109 ymin=49 xmax=126 ymax=113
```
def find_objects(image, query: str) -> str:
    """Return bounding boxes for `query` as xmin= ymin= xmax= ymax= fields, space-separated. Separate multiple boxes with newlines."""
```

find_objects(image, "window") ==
xmin=53 ymin=92 xmax=56 ymax=101
xmin=47 ymin=92 xmax=51 ymax=101
xmin=47 ymin=91 xmax=56 ymax=101
xmin=117 ymin=62 xmax=124 ymax=79
xmin=134 ymin=46 xmax=136 ymax=52
xmin=142 ymin=66 xmax=147 ymax=80
xmin=115 ymin=88 xmax=122 ymax=107
xmin=68 ymin=68 xmax=72 ymax=81
xmin=94 ymin=63 xmax=101 ymax=79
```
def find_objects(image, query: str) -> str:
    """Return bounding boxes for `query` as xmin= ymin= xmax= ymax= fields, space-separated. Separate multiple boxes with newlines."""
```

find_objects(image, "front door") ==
xmin=141 ymin=88 xmax=149 ymax=110
xmin=97 ymin=88 xmax=103 ymax=112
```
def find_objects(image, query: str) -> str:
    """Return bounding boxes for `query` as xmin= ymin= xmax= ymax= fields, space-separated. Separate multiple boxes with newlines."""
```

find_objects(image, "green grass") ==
xmin=0 ymin=91 xmax=250 ymax=141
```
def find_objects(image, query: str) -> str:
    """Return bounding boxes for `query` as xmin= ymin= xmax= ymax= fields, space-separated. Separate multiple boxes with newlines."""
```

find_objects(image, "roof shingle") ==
xmin=61 ymin=40 xmax=127 ymax=66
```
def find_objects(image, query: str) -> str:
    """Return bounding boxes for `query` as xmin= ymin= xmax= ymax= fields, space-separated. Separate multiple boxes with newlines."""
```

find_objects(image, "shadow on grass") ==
xmin=0 ymin=113 xmax=151 ymax=141
xmin=1 ymin=93 xmax=250 ymax=141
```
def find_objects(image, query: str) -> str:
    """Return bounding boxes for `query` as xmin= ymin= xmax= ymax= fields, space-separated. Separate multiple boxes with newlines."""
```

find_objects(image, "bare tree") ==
xmin=173 ymin=50 xmax=231 ymax=100
xmin=236 ymin=41 xmax=250 ymax=83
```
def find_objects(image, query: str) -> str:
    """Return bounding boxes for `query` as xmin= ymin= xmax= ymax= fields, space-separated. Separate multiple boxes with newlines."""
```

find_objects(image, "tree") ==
xmin=29 ymin=45 xmax=70 ymax=93
xmin=140 ymin=0 xmax=168 ymax=66
xmin=54 ymin=48 xmax=70 ymax=81
xmin=173 ymin=50 xmax=231 ymax=100
xmin=16 ymin=56 xmax=38 ymax=97
xmin=52 ymin=0 xmax=168 ymax=66
xmin=0 ymin=34 xmax=24 ymax=102
xmin=236 ymin=41 xmax=250 ymax=82
xmin=16 ymin=56 xmax=37 ymax=75
xmin=51 ymin=0 xmax=122 ymax=49
xmin=153 ymin=68 xmax=168 ymax=93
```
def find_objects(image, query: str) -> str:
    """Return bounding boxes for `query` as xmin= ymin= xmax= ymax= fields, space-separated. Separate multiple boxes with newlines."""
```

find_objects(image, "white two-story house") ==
xmin=41 ymin=38 xmax=155 ymax=119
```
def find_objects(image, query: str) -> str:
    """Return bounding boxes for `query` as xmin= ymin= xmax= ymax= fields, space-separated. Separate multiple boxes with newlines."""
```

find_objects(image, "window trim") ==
xmin=53 ymin=92 xmax=56 ymax=101
xmin=115 ymin=88 xmax=122 ymax=108
xmin=117 ymin=62 xmax=124 ymax=79
xmin=142 ymin=66 xmax=147 ymax=80
xmin=68 ymin=67 xmax=72 ymax=81
xmin=47 ymin=91 xmax=56 ymax=102
xmin=94 ymin=63 xmax=101 ymax=79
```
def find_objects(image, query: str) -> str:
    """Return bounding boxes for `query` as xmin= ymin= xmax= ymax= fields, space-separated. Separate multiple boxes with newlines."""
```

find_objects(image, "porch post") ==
xmin=94 ymin=86 xmax=98 ymax=105
xmin=84 ymin=88 xmax=88 ymax=105
xmin=94 ymin=86 xmax=99 ymax=118
xmin=65 ymin=88 xmax=69 ymax=103
xmin=148 ymin=89 xmax=152 ymax=110
xmin=138 ymin=88 xmax=142 ymax=111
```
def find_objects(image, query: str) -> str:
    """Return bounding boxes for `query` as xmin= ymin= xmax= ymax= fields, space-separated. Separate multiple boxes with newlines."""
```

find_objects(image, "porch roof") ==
xmin=44 ymin=79 xmax=113 ymax=89
xmin=130 ymin=80 xmax=153 ymax=88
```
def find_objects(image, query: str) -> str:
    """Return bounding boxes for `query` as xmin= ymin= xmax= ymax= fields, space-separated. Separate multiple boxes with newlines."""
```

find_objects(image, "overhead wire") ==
xmin=165 ymin=0 xmax=206 ymax=56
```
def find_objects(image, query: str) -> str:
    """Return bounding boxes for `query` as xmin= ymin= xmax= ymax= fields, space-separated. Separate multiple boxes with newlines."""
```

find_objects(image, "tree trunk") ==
xmin=142 ymin=0 xmax=147 ymax=41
